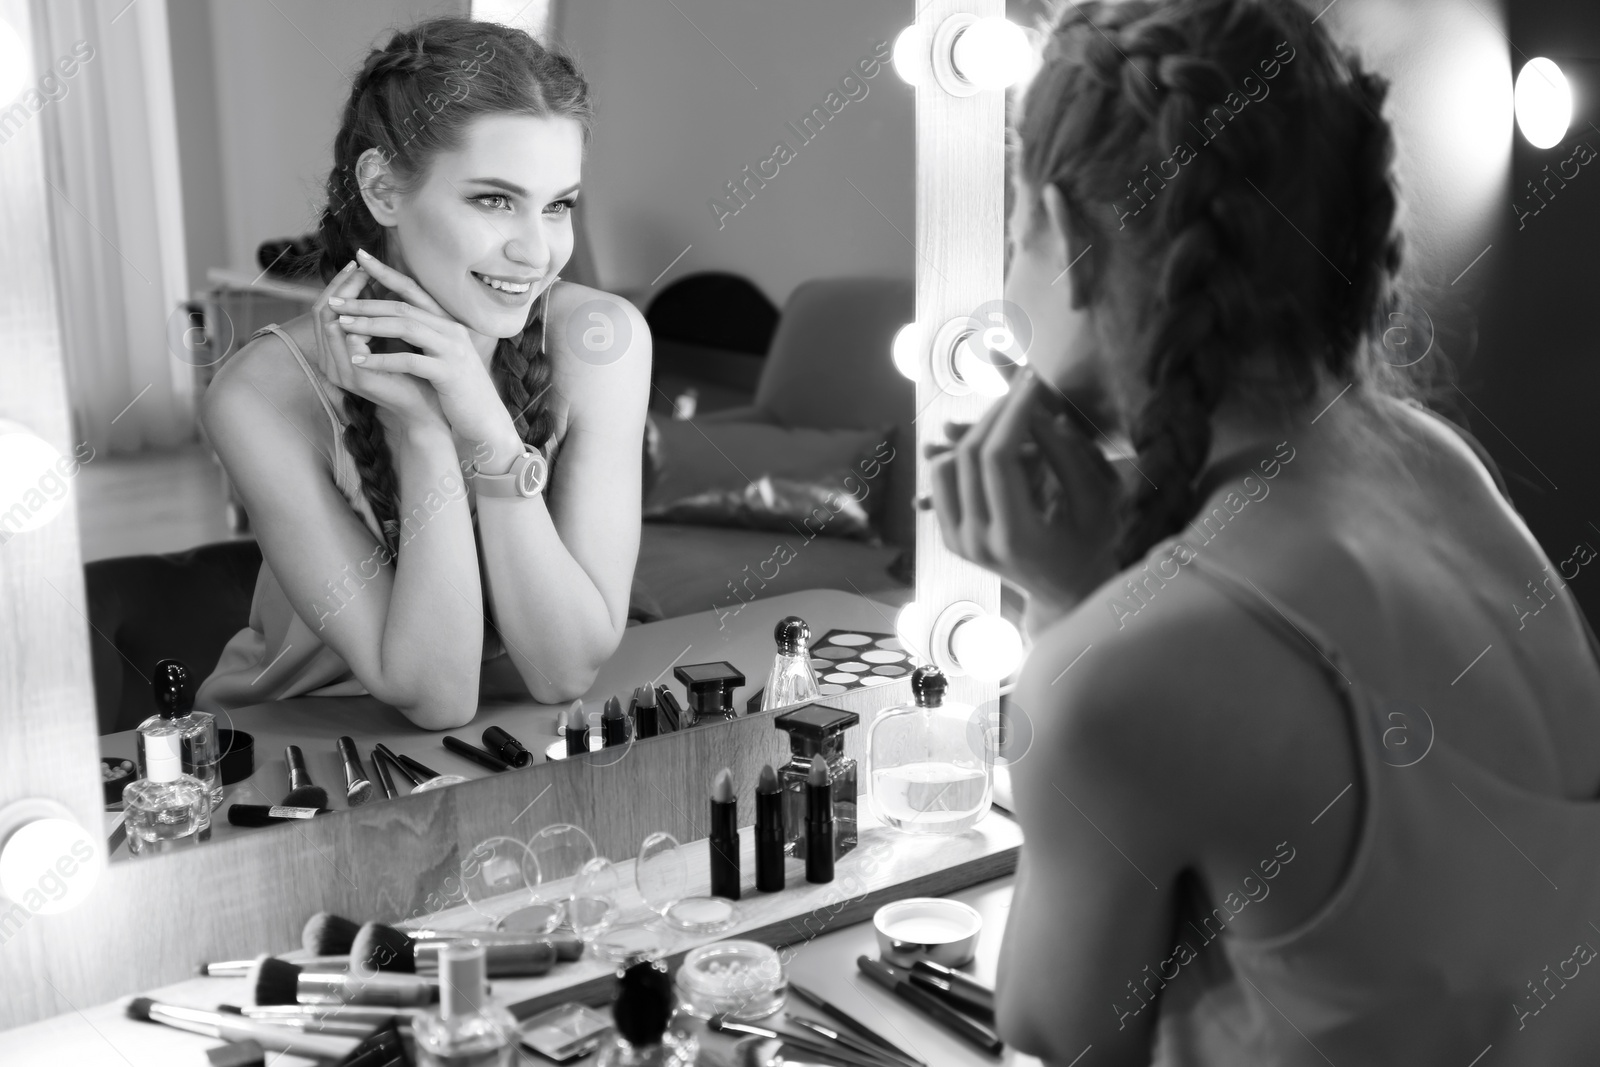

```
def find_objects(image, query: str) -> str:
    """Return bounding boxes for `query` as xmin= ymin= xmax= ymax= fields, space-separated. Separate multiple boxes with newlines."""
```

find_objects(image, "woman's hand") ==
xmin=927 ymin=368 xmax=1124 ymax=618
xmin=311 ymin=259 xmax=448 ymax=436
xmin=331 ymin=248 xmax=523 ymax=466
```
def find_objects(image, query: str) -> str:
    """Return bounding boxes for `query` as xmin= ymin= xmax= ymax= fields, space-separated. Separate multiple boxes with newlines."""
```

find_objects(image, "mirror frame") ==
xmin=0 ymin=0 xmax=1002 ymax=1027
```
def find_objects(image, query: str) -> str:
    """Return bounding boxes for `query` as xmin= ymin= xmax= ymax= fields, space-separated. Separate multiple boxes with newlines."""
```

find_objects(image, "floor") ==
xmin=74 ymin=443 xmax=249 ymax=562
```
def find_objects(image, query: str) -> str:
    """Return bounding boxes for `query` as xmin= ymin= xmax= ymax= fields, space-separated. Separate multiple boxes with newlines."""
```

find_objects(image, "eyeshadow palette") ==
xmin=808 ymin=629 xmax=909 ymax=696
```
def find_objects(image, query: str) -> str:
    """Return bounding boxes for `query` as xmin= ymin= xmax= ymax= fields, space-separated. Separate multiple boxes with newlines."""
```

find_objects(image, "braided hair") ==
xmin=309 ymin=17 xmax=592 ymax=554
xmin=1015 ymin=0 xmax=1427 ymax=569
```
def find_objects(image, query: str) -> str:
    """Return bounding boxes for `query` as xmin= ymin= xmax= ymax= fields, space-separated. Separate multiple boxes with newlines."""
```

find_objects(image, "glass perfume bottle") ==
xmin=673 ymin=662 xmax=745 ymax=726
xmin=135 ymin=660 xmax=222 ymax=825
xmin=413 ymin=940 xmax=519 ymax=1066
xmin=761 ymin=616 xmax=820 ymax=712
xmin=772 ymin=704 xmax=859 ymax=861
xmin=122 ymin=728 xmax=208 ymax=857
xmin=867 ymin=665 xmax=992 ymax=834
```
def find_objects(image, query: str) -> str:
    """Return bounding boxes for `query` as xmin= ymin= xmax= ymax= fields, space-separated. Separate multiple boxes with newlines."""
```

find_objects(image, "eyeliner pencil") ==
xmin=788 ymin=980 xmax=925 ymax=1067
xmin=443 ymin=735 xmax=510 ymax=772
xmin=857 ymin=957 xmax=1002 ymax=1055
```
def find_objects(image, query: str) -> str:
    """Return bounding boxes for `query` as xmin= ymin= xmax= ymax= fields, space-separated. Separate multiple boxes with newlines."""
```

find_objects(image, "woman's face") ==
xmin=368 ymin=112 xmax=583 ymax=344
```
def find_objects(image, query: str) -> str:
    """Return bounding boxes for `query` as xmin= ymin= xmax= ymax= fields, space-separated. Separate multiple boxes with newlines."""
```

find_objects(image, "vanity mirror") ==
xmin=0 ymin=0 xmax=1004 ymax=1029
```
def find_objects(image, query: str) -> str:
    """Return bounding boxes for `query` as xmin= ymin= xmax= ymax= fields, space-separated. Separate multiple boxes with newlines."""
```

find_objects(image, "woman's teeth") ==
xmin=473 ymin=272 xmax=532 ymax=295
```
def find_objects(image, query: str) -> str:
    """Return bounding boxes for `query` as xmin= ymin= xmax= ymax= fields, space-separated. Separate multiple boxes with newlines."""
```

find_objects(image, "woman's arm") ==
xmin=202 ymin=335 xmax=485 ymax=729
xmin=474 ymin=286 xmax=651 ymax=702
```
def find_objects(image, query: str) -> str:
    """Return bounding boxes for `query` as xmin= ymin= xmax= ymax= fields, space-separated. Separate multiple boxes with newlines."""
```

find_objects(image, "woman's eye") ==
xmin=475 ymin=194 xmax=512 ymax=211
xmin=545 ymin=198 xmax=576 ymax=217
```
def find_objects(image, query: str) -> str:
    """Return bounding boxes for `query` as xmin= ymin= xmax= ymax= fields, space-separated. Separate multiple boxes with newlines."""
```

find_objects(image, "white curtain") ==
xmin=33 ymin=0 xmax=193 ymax=454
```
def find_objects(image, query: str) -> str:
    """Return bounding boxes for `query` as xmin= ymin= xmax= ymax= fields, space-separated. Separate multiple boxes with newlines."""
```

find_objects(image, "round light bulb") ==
xmin=950 ymin=613 xmax=1024 ymax=683
xmin=895 ymin=600 xmax=929 ymax=662
xmin=954 ymin=339 xmax=1010 ymax=398
xmin=892 ymin=323 xmax=922 ymax=382
xmin=0 ymin=812 xmax=102 ymax=915
xmin=1514 ymin=57 xmax=1571 ymax=150
xmin=0 ymin=427 xmax=72 ymax=535
xmin=950 ymin=18 xmax=1032 ymax=91
xmin=0 ymin=18 xmax=31 ymax=106
xmin=892 ymin=24 xmax=926 ymax=87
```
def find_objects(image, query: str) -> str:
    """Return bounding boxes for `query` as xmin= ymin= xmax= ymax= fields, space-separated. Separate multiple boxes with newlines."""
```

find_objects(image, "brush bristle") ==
xmin=125 ymin=996 xmax=155 ymax=1021
xmin=352 ymin=921 xmax=416 ymax=972
xmin=347 ymin=779 xmax=373 ymax=806
xmin=281 ymin=785 xmax=328 ymax=809
xmin=302 ymin=911 xmax=361 ymax=955
xmin=249 ymin=956 xmax=302 ymax=1006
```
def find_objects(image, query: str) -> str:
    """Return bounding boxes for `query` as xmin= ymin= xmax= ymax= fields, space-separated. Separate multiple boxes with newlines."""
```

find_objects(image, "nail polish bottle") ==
xmin=135 ymin=660 xmax=221 ymax=833
xmin=413 ymin=940 xmax=519 ymax=1066
xmin=673 ymin=662 xmax=745 ymax=727
xmin=772 ymin=704 xmax=859 ymax=861
xmin=760 ymin=616 xmax=820 ymax=712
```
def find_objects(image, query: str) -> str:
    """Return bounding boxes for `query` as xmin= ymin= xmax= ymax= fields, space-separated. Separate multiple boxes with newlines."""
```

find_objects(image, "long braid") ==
xmin=1016 ymin=0 xmax=1424 ymax=570
xmin=309 ymin=18 xmax=592 ymax=555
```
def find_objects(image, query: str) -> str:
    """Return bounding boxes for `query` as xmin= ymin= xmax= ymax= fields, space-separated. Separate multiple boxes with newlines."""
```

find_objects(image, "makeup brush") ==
xmin=601 ymin=695 xmax=629 ymax=747
xmin=249 ymin=955 xmax=438 ymax=1007
xmin=216 ymin=1003 xmax=387 ymax=1037
xmin=336 ymin=736 xmax=372 ymax=806
xmin=303 ymin=911 xmax=362 ymax=955
xmin=126 ymin=998 xmax=358 ymax=1060
xmin=370 ymin=745 xmax=398 ymax=799
xmin=373 ymin=743 xmax=465 ymax=791
xmin=631 ymin=685 xmax=659 ymax=739
xmin=351 ymin=921 xmax=580 ymax=973
xmin=200 ymin=955 xmax=347 ymax=977
xmin=282 ymin=745 xmax=328 ymax=808
xmin=708 ymin=1016 xmax=885 ymax=1067
xmin=564 ymin=700 xmax=589 ymax=756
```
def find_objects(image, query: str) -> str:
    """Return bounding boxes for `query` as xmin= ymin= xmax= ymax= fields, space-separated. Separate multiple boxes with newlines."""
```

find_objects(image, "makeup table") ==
xmin=99 ymin=588 xmax=908 ymax=854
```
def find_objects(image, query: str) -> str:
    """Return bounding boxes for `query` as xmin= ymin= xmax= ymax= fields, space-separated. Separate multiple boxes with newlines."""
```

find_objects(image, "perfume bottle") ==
xmin=122 ymin=728 xmax=208 ymax=857
xmin=596 ymin=957 xmax=697 ymax=1067
xmin=867 ymin=665 xmax=992 ymax=834
xmin=760 ymin=616 xmax=820 ymax=712
xmin=673 ymin=662 xmax=745 ymax=727
xmin=136 ymin=660 xmax=222 ymax=819
xmin=413 ymin=940 xmax=519 ymax=1066
xmin=772 ymin=704 xmax=859 ymax=861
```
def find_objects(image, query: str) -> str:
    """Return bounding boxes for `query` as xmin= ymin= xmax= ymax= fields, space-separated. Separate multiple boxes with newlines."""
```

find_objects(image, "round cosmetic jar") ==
xmin=672 ymin=940 xmax=786 ymax=1021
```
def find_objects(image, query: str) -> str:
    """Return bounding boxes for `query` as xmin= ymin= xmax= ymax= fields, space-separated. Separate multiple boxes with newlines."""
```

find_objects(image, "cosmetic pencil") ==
xmin=126 ymin=998 xmax=358 ymax=1060
xmin=655 ymin=684 xmax=683 ymax=731
xmin=707 ymin=1017 xmax=885 ymax=1067
xmin=565 ymin=700 xmax=589 ymax=756
xmin=910 ymin=959 xmax=996 ymax=1019
xmin=282 ymin=745 xmax=328 ymax=808
xmin=755 ymin=763 xmax=785 ymax=893
xmin=787 ymin=980 xmax=925 ymax=1067
xmin=390 ymin=750 xmax=442 ymax=783
xmin=335 ymin=737 xmax=373 ymax=806
xmin=908 ymin=971 xmax=994 ymax=1022
xmin=709 ymin=767 xmax=740 ymax=900
xmin=370 ymin=746 xmax=398 ymax=800
xmin=250 ymin=956 xmax=438 ymax=1008
xmin=601 ymin=695 xmax=630 ymax=747
xmin=787 ymin=1017 xmax=922 ymax=1067
xmin=631 ymin=684 xmax=659 ymax=739
xmin=442 ymin=735 xmax=510 ymax=773
xmin=227 ymin=803 xmax=330 ymax=827
xmin=856 ymin=957 xmax=1003 ymax=1055
xmin=482 ymin=725 xmax=533 ymax=767
xmin=805 ymin=759 xmax=834 ymax=884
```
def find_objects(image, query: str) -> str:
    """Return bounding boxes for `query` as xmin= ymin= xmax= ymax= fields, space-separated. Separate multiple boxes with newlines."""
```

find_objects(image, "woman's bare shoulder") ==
xmin=200 ymin=313 xmax=332 ymax=456
xmin=543 ymin=281 xmax=652 ymax=382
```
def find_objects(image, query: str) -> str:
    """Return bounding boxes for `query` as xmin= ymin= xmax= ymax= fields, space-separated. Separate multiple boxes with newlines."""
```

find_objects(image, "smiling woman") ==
xmin=195 ymin=18 xmax=650 ymax=726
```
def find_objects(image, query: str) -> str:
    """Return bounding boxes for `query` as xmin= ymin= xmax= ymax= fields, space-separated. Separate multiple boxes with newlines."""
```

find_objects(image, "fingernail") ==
xmin=327 ymin=297 xmax=344 ymax=307
xmin=357 ymin=248 xmax=371 ymax=259
xmin=344 ymin=260 xmax=356 ymax=272
xmin=351 ymin=354 xmax=367 ymax=365
xmin=338 ymin=315 xmax=354 ymax=324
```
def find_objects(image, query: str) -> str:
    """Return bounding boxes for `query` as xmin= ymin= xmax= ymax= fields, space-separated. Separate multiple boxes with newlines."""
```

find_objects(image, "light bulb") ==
xmin=954 ymin=339 xmax=1010 ymax=398
xmin=892 ymin=25 xmax=926 ymax=87
xmin=895 ymin=601 xmax=929 ymax=662
xmin=0 ymin=428 xmax=72 ymax=535
xmin=950 ymin=614 xmax=1024 ymax=682
xmin=0 ymin=811 xmax=102 ymax=915
xmin=1514 ymin=58 xmax=1570 ymax=149
xmin=950 ymin=18 xmax=1032 ymax=91
xmin=0 ymin=18 xmax=31 ymax=105
xmin=892 ymin=323 xmax=922 ymax=382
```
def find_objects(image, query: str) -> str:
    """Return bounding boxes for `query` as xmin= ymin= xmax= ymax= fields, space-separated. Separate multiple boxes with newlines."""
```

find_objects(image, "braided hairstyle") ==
xmin=310 ymin=17 xmax=592 ymax=553
xmin=1015 ymin=0 xmax=1422 ymax=569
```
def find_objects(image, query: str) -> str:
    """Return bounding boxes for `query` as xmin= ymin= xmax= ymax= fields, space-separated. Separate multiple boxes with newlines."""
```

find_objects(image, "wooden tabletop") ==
xmin=101 ymin=589 xmax=906 ymax=854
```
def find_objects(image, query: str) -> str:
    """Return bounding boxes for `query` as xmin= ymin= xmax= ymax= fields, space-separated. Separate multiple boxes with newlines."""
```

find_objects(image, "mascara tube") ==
xmin=482 ymin=725 xmax=533 ymax=768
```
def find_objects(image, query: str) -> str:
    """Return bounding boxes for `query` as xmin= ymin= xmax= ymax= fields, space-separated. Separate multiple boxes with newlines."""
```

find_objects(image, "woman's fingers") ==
xmin=336 ymin=312 xmax=447 ymax=357
xmin=1028 ymin=402 xmax=1120 ymax=517
xmin=347 ymin=348 xmax=446 ymax=380
xmin=354 ymin=248 xmax=447 ymax=317
xmin=978 ymin=375 xmax=1047 ymax=557
xmin=927 ymin=451 xmax=967 ymax=558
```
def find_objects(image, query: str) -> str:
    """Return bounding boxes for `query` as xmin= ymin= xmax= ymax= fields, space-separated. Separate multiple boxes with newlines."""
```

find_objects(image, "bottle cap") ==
xmin=774 ymin=616 xmax=811 ymax=656
xmin=673 ymin=662 xmax=745 ymax=717
xmin=613 ymin=956 xmax=674 ymax=1046
xmin=144 ymin=731 xmax=183 ymax=783
xmin=439 ymin=939 xmax=487 ymax=1019
xmin=153 ymin=659 xmax=194 ymax=719
xmin=911 ymin=665 xmax=947 ymax=708
xmin=773 ymin=703 xmax=860 ymax=759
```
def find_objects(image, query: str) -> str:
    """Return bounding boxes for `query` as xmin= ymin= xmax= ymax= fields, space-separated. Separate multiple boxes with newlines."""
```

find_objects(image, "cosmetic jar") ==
xmin=672 ymin=940 xmax=786 ymax=1021
xmin=873 ymin=897 xmax=983 ymax=967
xmin=216 ymin=729 xmax=255 ymax=785
xmin=101 ymin=757 xmax=136 ymax=805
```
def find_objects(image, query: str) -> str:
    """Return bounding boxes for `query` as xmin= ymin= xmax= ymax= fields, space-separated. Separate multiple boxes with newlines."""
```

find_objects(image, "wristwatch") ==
xmin=471 ymin=447 xmax=548 ymax=498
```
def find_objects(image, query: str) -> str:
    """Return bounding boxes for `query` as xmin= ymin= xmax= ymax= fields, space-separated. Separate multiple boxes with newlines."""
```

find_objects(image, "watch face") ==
xmin=517 ymin=452 xmax=548 ymax=496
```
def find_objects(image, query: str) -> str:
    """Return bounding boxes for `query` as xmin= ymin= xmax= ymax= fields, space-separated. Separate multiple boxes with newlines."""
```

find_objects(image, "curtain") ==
xmin=33 ymin=0 xmax=194 ymax=454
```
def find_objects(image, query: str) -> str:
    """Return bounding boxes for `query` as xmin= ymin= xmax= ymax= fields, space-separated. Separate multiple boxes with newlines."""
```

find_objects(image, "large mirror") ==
xmin=21 ymin=0 xmax=916 ymax=858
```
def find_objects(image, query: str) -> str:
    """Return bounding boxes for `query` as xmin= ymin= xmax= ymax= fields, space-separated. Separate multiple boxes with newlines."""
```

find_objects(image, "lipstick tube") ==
xmin=805 ymin=764 xmax=834 ymax=884
xmin=756 ymin=782 xmax=785 ymax=893
xmin=482 ymin=725 xmax=533 ymax=767
xmin=709 ymin=792 xmax=740 ymax=901
xmin=443 ymin=735 xmax=510 ymax=772
xmin=631 ymin=686 xmax=659 ymax=739
xmin=565 ymin=705 xmax=589 ymax=757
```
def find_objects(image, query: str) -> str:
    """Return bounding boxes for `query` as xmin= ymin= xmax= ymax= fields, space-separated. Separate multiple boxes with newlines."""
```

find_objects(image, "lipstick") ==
xmin=709 ymin=767 xmax=740 ymax=900
xmin=805 ymin=760 xmax=834 ymax=884
xmin=630 ymin=685 xmax=659 ymax=739
xmin=755 ymin=763 xmax=784 ymax=893
xmin=565 ymin=700 xmax=589 ymax=757
xmin=482 ymin=725 xmax=533 ymax=768
xmin=601 ymin=695 xmax=629 ymax=747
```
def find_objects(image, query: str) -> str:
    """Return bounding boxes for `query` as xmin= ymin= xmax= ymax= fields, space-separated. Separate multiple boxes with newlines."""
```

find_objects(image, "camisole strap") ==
xmin=254 ymin=324 xmax=344 ymax=447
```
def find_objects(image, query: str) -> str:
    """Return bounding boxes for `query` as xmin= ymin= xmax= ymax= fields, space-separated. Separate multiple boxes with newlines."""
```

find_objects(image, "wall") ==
xmin=552 ymin=0 xmax=916 ymax=308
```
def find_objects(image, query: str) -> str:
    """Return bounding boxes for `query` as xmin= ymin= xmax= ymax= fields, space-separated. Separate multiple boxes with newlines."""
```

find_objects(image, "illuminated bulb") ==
xmin=1515 ymin=58 xmax=1571 ymax=149
xmin=892 ymin=323 xmax=922 ymax=382
xmin=895 ymin=601 xmax=929 ymax=662
xmin=950 ymin=18 xmax=1032 ymax=91
xmin=0 ymin=17 xmax=31 ymax=105
xmin=954 ymin=339 xmax=1010 ymax=398
xmin=950 ymin=614 xmax=1024 ymax=683
xmin=0 ymin=427 xmax=71 ymax=534
xmin=892 ymin=24 xmax=927 ymax=87
xmin=0 ymin=804 xmax=101 ymax=915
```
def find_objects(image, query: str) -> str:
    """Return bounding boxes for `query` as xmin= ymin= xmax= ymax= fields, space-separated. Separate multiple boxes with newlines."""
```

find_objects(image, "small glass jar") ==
xmin=673 ymin=940 xmax=787 ymax=1022
xmin=866 ymin=665 xmax=992 ymax=834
